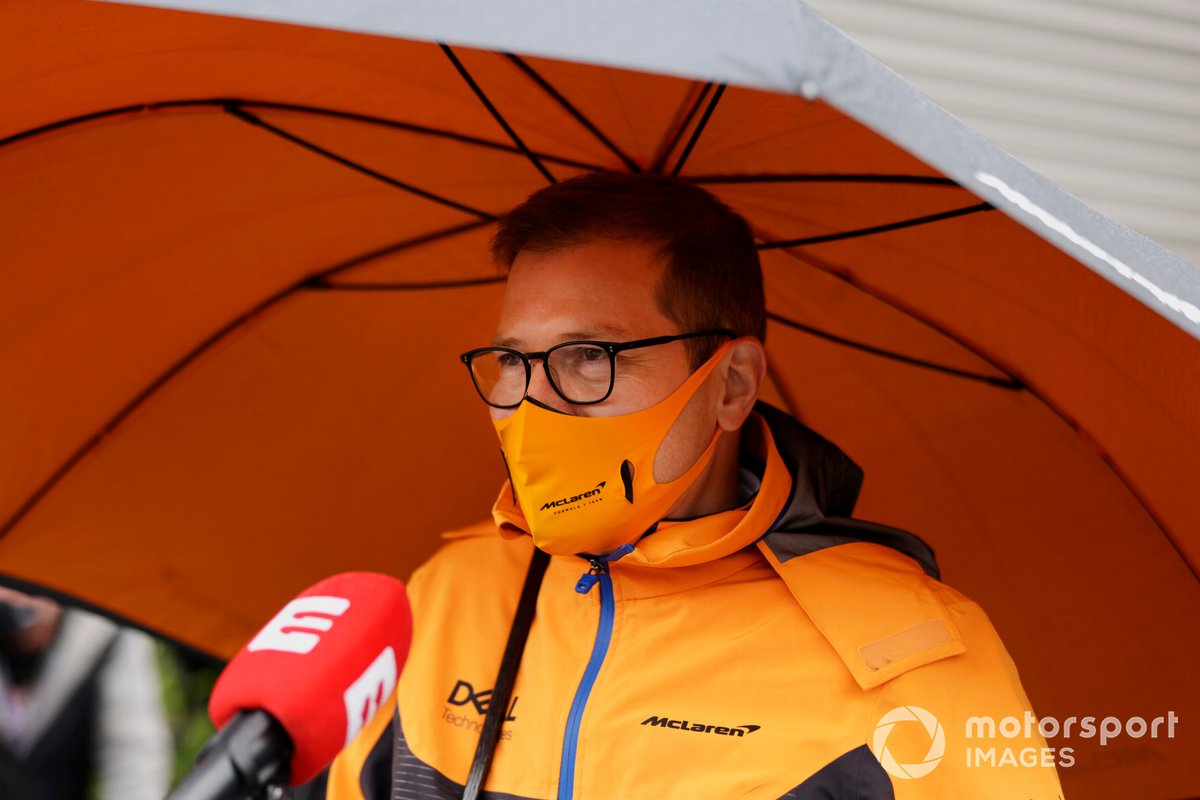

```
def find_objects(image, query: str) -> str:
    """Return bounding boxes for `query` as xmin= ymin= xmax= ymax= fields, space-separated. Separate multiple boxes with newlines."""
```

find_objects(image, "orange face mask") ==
xmin=493 ymin=343 xmax=731 ymax=556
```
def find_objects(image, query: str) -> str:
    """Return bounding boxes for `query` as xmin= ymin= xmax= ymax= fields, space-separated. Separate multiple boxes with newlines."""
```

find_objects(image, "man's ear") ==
xmin=716 ymin=337 xmax=767 ymax=432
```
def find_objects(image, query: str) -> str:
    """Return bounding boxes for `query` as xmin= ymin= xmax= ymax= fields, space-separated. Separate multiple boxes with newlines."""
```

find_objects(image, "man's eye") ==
xmin=575 ymin=346 xmax=606 ymax=362
xmin=495 ymin=352 xmax=523 ymax=369
xmin=559 ymin=346 xmax=608 ymax=368
xmin=551 ymin=345 xmax=608 ymax=379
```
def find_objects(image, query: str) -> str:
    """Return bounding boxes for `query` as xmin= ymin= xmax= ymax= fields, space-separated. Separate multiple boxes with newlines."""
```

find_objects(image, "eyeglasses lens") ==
xmin=547 ymin=344 xmax=611 ymax=403
xmin=470 ymin=345 xmax=613 ymax=407
xmin=470 ymin=350 xmax=528 ymax=408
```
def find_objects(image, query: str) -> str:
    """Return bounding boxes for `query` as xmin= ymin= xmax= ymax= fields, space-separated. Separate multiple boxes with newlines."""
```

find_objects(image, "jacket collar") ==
xmin=754 ymin=402 xmax=940 ymax=579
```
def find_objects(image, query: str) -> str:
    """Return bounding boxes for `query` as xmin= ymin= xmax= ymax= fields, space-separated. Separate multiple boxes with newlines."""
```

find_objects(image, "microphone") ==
xmin=166 ymin=572 xmax=412 ymax=800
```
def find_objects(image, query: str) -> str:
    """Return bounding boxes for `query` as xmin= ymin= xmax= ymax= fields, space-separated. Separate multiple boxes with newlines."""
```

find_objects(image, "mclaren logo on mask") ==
xmin=540 ymin=481 xmax=606 ymax=513
xmin=641 ymin=715 xmax=761 ymax=737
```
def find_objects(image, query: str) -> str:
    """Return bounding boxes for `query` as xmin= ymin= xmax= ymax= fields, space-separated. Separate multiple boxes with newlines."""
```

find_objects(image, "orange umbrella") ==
xmin=1 ymin=2 xmax=1197 ymax=797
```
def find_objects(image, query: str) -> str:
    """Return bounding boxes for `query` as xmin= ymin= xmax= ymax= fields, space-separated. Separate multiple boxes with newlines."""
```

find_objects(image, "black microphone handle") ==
xmin=165 ymin=709 xmax=294 ymax=800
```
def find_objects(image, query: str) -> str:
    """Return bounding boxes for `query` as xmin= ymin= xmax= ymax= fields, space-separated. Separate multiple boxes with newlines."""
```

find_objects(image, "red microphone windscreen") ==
xmin=209 ymin=572 xmax=412 ymax=784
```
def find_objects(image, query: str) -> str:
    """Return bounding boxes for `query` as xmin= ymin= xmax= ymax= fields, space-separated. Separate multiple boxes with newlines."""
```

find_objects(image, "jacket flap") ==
xmin=757 ymin=539 xmax=965 ymax=689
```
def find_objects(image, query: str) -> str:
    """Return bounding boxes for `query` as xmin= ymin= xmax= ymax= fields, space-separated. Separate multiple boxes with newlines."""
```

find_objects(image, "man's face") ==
xmin=0 ymin=586 xmax=62 ymax=652
xmin=491 ymin=238 xmax=721 ymax=482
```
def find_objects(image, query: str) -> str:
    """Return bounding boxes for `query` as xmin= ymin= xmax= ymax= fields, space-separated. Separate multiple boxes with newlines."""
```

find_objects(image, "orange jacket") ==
xmin=329 ymin=404 xmax=1064 ymax=799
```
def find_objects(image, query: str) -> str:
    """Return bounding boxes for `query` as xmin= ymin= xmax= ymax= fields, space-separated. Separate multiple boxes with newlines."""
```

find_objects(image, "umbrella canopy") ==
xmin=2 ymin=2 xmax=1197 ymax=797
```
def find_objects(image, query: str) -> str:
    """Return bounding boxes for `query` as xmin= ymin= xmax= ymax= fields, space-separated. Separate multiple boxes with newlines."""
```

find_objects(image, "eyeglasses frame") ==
xmin=459 ymin=328 xmax=736 ymax=409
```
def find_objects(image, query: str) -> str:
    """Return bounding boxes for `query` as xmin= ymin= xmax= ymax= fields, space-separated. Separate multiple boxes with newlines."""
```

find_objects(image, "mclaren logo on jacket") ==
xmin=642 ymin=715 xmax=761 ymax=737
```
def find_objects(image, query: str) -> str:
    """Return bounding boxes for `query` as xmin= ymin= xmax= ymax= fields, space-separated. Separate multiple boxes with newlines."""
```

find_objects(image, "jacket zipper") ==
xmin=558 ymin=545 xmax=631 ymax=799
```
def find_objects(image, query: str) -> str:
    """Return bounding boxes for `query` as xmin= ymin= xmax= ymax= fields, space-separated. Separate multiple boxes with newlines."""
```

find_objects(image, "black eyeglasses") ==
xmin=459 ymin=329 xmax=735 ymax=409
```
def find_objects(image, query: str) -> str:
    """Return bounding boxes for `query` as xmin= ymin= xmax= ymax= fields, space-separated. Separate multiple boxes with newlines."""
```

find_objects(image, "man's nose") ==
xmin=525 ymin=359 xmax=576 ymax=414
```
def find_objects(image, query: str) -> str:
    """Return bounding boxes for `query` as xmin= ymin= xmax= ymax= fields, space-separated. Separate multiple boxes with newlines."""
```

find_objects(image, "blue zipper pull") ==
xmin=575 ymin=558 xmax=606 ymax=594
xmin=574 ymin=545 xmax=633 ymax=594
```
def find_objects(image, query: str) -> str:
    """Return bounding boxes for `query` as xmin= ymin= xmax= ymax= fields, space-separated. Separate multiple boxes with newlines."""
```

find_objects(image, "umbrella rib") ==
xmin=650 ymin=82 xmax=713 ymax=175
xmin=768 ymin=246 xmax=1197 ymax=584
xmin=670 ymin=84 xmax=727 ymax=178
xmin=504 ymin=53 xmax=641 ymax=173
xmin=690 ymin=173 xmax=960 ymax=187
xmin=310 ymin=276 xmax=507 ymax=291
xmin=223 ymin=104 xmax=497 ymax=220
xmin=300 ymin=218 xmax=497 ymax=284
xmin=1092 ymin=456 xmax=1199 ymax=584
xmin=241 ymin=100 xmax=602 ymax=171
xmin=759 ymin=203 xmax=994 ymax=249
xmin=440 ymin=44 xmax=557 ymax=185
xmin=0 ymin=218 xmax=492 ymax=544
xmin=0 ymin=102 xmax=149 ymax=149
xmin=766 ymin=311 xmax=1022 ymax=389
xmin=766 ymin=239 xmax=1022 ymax=383
xmin=0 ymin=99 xmax=606 ymax=173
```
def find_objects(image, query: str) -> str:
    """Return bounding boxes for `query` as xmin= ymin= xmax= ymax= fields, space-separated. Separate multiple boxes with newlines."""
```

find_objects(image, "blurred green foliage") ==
xmin=151 ymin=638 xmax=326 ymax=798
xmin=154 ymin=640 xmax=221 ymax=787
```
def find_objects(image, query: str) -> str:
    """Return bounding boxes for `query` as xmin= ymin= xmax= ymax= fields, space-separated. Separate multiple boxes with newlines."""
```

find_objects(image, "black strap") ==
xmin=462 ymin=547 xmax=550 ymax=800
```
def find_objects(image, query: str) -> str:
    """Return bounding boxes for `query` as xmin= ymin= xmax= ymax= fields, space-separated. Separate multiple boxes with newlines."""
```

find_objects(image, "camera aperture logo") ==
xmin=871 ymin=706 xmax=946 ymax=779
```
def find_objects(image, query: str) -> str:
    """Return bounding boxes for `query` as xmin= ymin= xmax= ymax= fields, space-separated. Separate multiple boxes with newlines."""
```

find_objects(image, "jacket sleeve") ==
xmin=327 ymin=688 xmax=398 ymax=800
xmin=874 ymin=584 xmax=1067 ymax=799
xmin=759 ymin=539 xmax=1066 ymax=798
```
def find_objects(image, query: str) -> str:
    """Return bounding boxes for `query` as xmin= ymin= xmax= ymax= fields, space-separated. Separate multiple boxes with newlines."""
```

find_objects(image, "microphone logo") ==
xmin=343 ymin=646 xmax=398 ymax=744
xmin=248 ymin=596 xmax=351 ymax=654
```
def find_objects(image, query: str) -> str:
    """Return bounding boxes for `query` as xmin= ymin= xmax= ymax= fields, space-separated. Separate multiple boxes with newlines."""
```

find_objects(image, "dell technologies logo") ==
xmin=447 ymin=679 xmax=518 ymax=721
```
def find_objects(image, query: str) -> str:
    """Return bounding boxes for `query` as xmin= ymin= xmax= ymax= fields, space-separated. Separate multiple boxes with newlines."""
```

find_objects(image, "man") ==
xmin=330 ymin=173 xmax=1064 ymax=798
xmin=0 ymin=587 xmax=172 ymax=799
